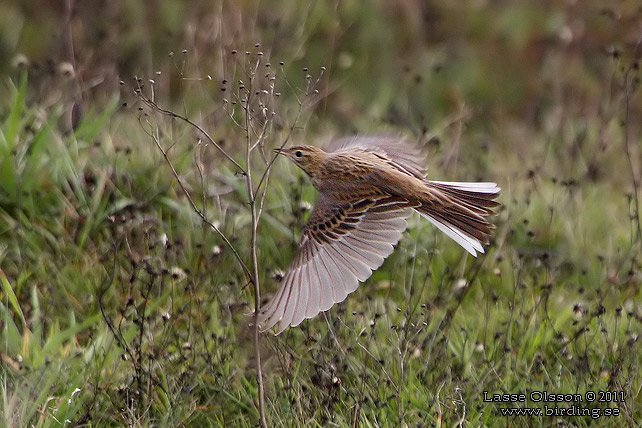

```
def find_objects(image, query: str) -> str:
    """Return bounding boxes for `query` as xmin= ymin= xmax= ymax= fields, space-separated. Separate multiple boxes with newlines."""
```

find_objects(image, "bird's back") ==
xmin=314 ymin=149 xmax=425 ymax=200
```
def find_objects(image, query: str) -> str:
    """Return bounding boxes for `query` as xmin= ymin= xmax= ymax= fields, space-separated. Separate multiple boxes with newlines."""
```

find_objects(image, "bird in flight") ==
xmin=259 ymin=136 xmax=500 ymax=334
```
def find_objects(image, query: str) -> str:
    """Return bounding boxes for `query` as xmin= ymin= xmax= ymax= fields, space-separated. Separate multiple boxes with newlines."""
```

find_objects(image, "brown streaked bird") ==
xmin=260 ymin=136 xmax=500 ymax=334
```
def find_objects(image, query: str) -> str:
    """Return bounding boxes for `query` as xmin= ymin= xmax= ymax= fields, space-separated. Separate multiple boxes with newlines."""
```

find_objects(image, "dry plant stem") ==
xmin=253 ymin=71 xmax=323 ymax=222
xmin=435 ymin=382 xmax=444 ymax=428
xmin=239 ymin=64 xmax=320 ymax=428
xmin=255 ymin=106 xmax=306 ymax=220
xmin=138 ymin=62 xmax=321 ymax=428
xmin=623 ymin=64 xmax=642 ymax=244
xmin=138 ymin=95 xmax=244 ymax=172
xmin=141 ymin=119 xmax=253 ymax=281
xmin=355 ymin=342 xmax=398 ymax=392
xmin=145 ymin=111 xmax=266 ymax=425
xmin=248 ymin=167 xmax=268 ymax=428
xmin=454 ymin=388 xmax=466 ymax=428
xmin=143 ymin=105 xmax=267 ymax=425
xmin=242 ymin=73 xmax=268 ymax=428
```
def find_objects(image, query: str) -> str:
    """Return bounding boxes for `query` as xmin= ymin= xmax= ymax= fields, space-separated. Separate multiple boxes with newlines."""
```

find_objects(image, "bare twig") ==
xmin=98 ymin=240 xmax=134 ymax=361
xmin=255 ymin=103 xmax=307 ymax=220
xmin=355 ymin=342 xmax=399 ymax=393
xmin=136 ymin=90 xmax=245 ymax=173
xmin=140 ymin=117 xmax=253 ymax=281
xmin=135 ymin=53 xmax=323 ymax=428
xmin=622 ymin=62 xmax=642 ymax=244
xmin=241 ymin=68 xmax=269 ymax=428
xmin=253 ymin=70 xmax=322 ymax=198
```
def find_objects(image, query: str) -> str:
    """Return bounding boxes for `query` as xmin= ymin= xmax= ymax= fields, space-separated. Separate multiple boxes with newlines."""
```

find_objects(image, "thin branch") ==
xmin=240 ymin=65 xmax=269 ymax=428
xmin=223 ymin=104 xmax=245 ymax=129
xmin=141 ymin=117 xmax=253 ymax=281
xmin=355 ymin=342 xmax=399 ymax=393
xmin=134 ymin=56 xmax=323 ymax=428
xmin=254 ymin=88 xmax=312 ymax=197
xmin=194 ymin=140 xmax=208 ymax=218
xmin=98 ymin=240 xmax=135 ymax=363
xmin=137 ymin=91 xmax=245 ymax=172
xmin=622 ymin=64 xmax=642 ymax=244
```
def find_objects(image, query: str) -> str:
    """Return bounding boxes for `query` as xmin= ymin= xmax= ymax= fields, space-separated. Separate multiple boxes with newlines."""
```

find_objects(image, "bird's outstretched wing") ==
xmin=258 ymin=193 xmax=417 ymax=334
xmin=327 ymin=135 xmax=427 ymax=179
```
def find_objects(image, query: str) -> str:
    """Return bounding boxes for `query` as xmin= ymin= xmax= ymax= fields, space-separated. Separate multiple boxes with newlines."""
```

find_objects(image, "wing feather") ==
xmin=259 ymin=194 xmax=411 ymax=333
xmin=304 ymin=256 xmax=321 ymax=319
xmin=275 ymin=269 xmax=301 ymax=332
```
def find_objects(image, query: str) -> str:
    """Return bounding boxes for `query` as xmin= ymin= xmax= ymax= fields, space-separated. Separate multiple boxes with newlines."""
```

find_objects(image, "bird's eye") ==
xmin=294 ymin=150 xmax=303 ymax=158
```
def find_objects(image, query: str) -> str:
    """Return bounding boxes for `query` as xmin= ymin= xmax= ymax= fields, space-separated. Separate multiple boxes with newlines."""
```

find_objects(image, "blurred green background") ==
xmin=1 ymin=0 xmax=641 ymax=427
xmin=3 ymin=0 xmax=641 ymax=127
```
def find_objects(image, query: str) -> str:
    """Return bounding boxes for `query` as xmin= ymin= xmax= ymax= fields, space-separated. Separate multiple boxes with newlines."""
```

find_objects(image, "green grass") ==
xmin=1 ymin=1 xmax=642 ymax=427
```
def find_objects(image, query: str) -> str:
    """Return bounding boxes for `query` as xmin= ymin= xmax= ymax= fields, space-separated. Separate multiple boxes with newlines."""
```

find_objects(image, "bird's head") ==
xmin=274 ymin=145 xmax=326 ymax=178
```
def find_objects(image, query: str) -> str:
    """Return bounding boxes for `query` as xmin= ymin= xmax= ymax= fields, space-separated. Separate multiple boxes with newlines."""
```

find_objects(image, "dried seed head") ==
xmin=272 ymin=269 xmax=285 ymax=281
xmin=170 ymin=267 xmax=187 ymax=280
xmin=57 ymin=62 xmax=75 ymax=78
xmin=11 ymin=53 xmax=29 ymax=69
xmin=298 ymin=201 xmax=312 ymax=211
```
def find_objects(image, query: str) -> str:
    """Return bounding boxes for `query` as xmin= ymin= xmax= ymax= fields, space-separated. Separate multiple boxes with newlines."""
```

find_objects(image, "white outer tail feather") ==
xmin=422 ymin=181 xmax=500 ymax=257
xmin=429 ymin=180 xmax=501 ymax=193
xmin=418 ymin=212 xmax=484 ymax=257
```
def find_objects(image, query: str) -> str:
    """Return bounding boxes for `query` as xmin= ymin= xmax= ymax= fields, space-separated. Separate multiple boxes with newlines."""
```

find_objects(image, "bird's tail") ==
xmin=416 ymin=181 xmax=500 ymax=256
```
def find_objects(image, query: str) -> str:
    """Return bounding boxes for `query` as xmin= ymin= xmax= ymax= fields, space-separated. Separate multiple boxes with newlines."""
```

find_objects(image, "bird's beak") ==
xmin=273 ymin=148 xmax=283 ymax=155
